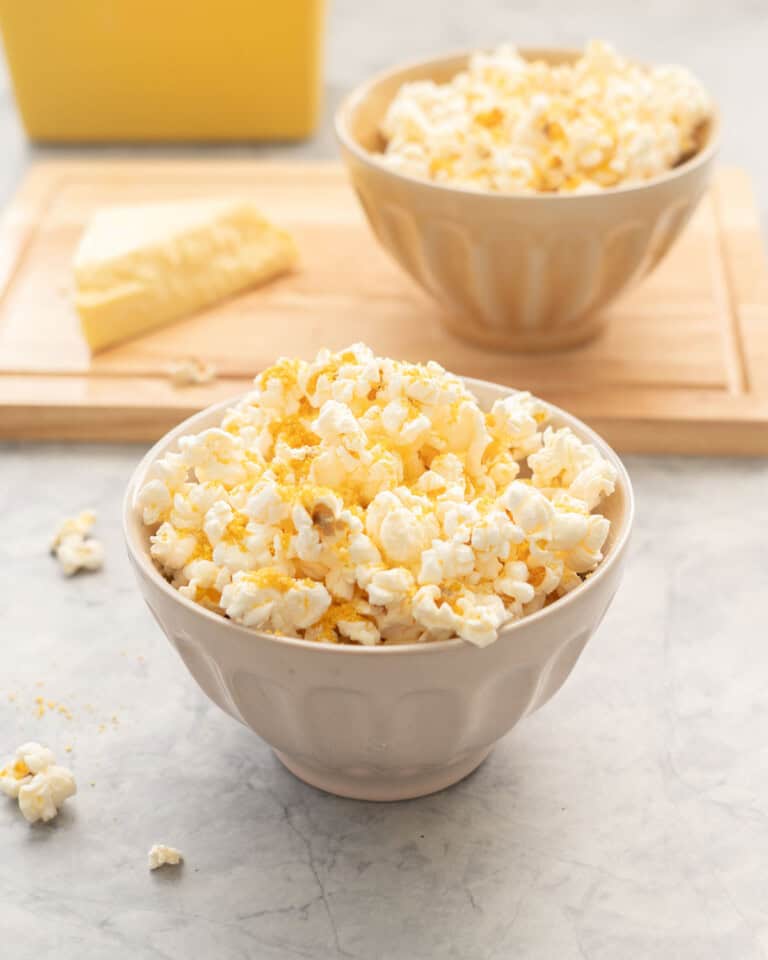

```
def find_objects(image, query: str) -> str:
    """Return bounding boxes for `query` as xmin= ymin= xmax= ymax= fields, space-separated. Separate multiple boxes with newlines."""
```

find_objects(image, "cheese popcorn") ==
xmin=148 ymin=844 xmax=183 ymax=870
xmin=139 ymin=345 xmax=618 ymax=647
xmin=380 ymin=41 xmax=711 ymax=194
xmin=0 ymin=742 xmax=76 ymax=823
xmin=50 ymin=510 xmax=104 ymax=576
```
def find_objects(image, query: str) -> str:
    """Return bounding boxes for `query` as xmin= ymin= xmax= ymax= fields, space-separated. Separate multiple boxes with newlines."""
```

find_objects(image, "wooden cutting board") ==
xmin=1 ymin=159 xmax=767 ymax=453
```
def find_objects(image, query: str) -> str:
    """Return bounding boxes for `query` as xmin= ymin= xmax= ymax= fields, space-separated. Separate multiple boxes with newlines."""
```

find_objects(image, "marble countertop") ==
xmin=2 ymin=3 xmax=768 ymax=958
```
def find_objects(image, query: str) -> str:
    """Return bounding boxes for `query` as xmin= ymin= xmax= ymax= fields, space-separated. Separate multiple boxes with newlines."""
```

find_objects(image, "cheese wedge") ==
xmin=73 ymin=199 xmax=298 ymax=352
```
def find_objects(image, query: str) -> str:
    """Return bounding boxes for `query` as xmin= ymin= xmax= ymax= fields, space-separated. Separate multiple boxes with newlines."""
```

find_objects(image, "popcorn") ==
xmin=0 ymin=742 xmax=76 ymax=823
xmin=168 ymin=357 xmax=217 ymax=387
xmin=51 ymin=510 xmax=104 ymax=576
xmin=148 ymin=844 xmax=183 ymax=870
xmin=180 ymin=428 xmax=248 ymax=487
xmin=50 ymin=510 xmax=96 ymax=550
xmin=0 ymin=742 xmax=55 ymax=798
xmin=18 ymin=766 xmax=77 ymax=824
xmin=221 ymin=569 xmax=332 ymax=632
xmin=412 ymin=585 xmax=509 ymax=648
xmin=529 ymin=426 xmax=617 ymax=509
xmin=137 ymin=480 xmax=172 ymax=525
xmin=380 ymin=41 xmax=711 ymax=194
xmin=499 ymin=481 xmax=556 ymax=538
xmin=139 ymin=344 xmax=617 ymax=647
xmin=55 ymin=537 xmax=105 ymax=577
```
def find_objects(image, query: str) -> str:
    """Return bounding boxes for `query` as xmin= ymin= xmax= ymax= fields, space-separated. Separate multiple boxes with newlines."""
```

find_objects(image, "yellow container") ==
xmin=0 ymin=0 xmax=326 ymax=141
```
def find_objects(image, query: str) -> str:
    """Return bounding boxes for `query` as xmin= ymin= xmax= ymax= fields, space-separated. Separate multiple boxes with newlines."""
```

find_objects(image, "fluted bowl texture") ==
xmin=336 ymin=48 xmax=719 ymax=352
xmin=124 ymin=378 xmax=634 ymax=801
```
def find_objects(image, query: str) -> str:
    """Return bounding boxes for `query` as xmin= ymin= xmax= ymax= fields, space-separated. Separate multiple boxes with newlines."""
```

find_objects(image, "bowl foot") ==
xmin=273 ymin=746 xmax=493 ymax=801
xmin=440 ymin=312 xmax=607 ymax=352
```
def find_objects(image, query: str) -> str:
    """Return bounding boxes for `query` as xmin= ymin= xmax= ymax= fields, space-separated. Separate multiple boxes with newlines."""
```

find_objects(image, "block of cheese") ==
xmin=73 ymin=199 xmax=298 ymax=352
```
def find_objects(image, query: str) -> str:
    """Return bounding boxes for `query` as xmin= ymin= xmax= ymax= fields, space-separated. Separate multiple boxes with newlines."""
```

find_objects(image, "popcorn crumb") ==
xmin=138 ymin=344 xmax=617 ymax=648
xmin=51 ymin=510 xmax=104 ymax=576
xmin=50 ymin=510 xmax=96 ymax=551
xmin=168 ymin=357 xmax=218 ymax=388
xmin=380 ymin=41 xmax=711 ymax=194
xmin=0 ymin=742 xmax=76 ymax=823
xmin=149 ymin=844 xmax=183 ymax=870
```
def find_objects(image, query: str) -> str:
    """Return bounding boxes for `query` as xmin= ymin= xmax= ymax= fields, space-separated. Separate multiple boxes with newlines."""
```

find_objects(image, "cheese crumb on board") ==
xmin=74 ymin=199 xmax=298 ymax=352
xmin=168 ymin=357 xmax=218 ymax=387
xmin=51 ymin=510 xmax=104 ymax=576
xmin=0 ymin=742 xmax=77 ymax=823
xmin=149 ymin=844 xmax=183 ymax=870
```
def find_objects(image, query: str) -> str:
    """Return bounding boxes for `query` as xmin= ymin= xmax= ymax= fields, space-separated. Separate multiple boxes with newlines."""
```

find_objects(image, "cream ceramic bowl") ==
xmin=336 ymin=49 xmax=719 ymax=352
xmin=124 ymin=379 xmax=634 ymax=801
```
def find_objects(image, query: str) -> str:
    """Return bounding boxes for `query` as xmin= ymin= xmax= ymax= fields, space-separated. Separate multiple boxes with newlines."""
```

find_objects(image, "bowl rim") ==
xmin=123 ymin=377 xmax=635 ymax=657
xmin=334 ymin=45 xmax=721 ymax=202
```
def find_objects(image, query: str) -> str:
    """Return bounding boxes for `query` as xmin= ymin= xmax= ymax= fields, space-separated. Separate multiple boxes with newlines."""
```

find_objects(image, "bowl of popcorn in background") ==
xmin=124 ymin=346 xmax=634 ymax=801
xmin=336 ymin=43 xmax=719 ymax=351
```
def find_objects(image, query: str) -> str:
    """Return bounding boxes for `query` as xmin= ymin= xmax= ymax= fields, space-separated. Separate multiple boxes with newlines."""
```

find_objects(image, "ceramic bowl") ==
xmin=335 ymin=49 xmax=719 ymax=352
xmin=123 ymin=378 xmax=634 ymax=801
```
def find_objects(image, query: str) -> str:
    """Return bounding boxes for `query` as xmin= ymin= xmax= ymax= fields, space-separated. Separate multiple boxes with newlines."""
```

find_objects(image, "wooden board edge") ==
xmin=0 ymin=163 xmax=61 ymax=304
xmin=0 ymin=404 xmax=193 ymax=443
xmin=711 ymin=168 xmax=768 ymax=394
xmin=2 ymin=156 xmax=348 ymax=186
xmin=586 ymin=416 xmax=768 ymax=457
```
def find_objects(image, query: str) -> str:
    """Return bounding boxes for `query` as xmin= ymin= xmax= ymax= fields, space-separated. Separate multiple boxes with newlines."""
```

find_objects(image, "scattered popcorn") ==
xmin=0 ymin=742 xmax=76 ymax=823
xmin=138 ymin=344 xmax=617 ymax=647
xmin=168 ymin=357 xmax=218 ymax=387
xmin=51 ymin=510 xmax=104 ymax=576
xmin=149 ymin=844 xmax=183 ymax=870
xmin=50 ymin=510 xmax=96 ymax=550
xmin=380 ymin=41 xmax=711 ymax=193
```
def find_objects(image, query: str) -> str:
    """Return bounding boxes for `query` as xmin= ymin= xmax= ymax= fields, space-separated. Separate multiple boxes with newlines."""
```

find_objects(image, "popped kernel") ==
xmin=0 ymin=743 xmax=76 ymax=823
xmin=51 ymin=509 xmax=104 ymax=576
xmin=149 ymin=844 xmax=183 ymax=870
xmin=168 ymin=357 xmax=218 ymax=387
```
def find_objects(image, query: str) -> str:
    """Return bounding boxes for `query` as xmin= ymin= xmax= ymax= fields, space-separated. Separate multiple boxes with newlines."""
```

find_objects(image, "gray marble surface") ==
xmin=2 ymin=3 xmax=768 ymax=958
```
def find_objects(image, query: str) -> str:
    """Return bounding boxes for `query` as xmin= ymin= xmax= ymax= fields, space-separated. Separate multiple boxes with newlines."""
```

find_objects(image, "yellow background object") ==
xmin=0 ymin=0 xmax=326 ymax=141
